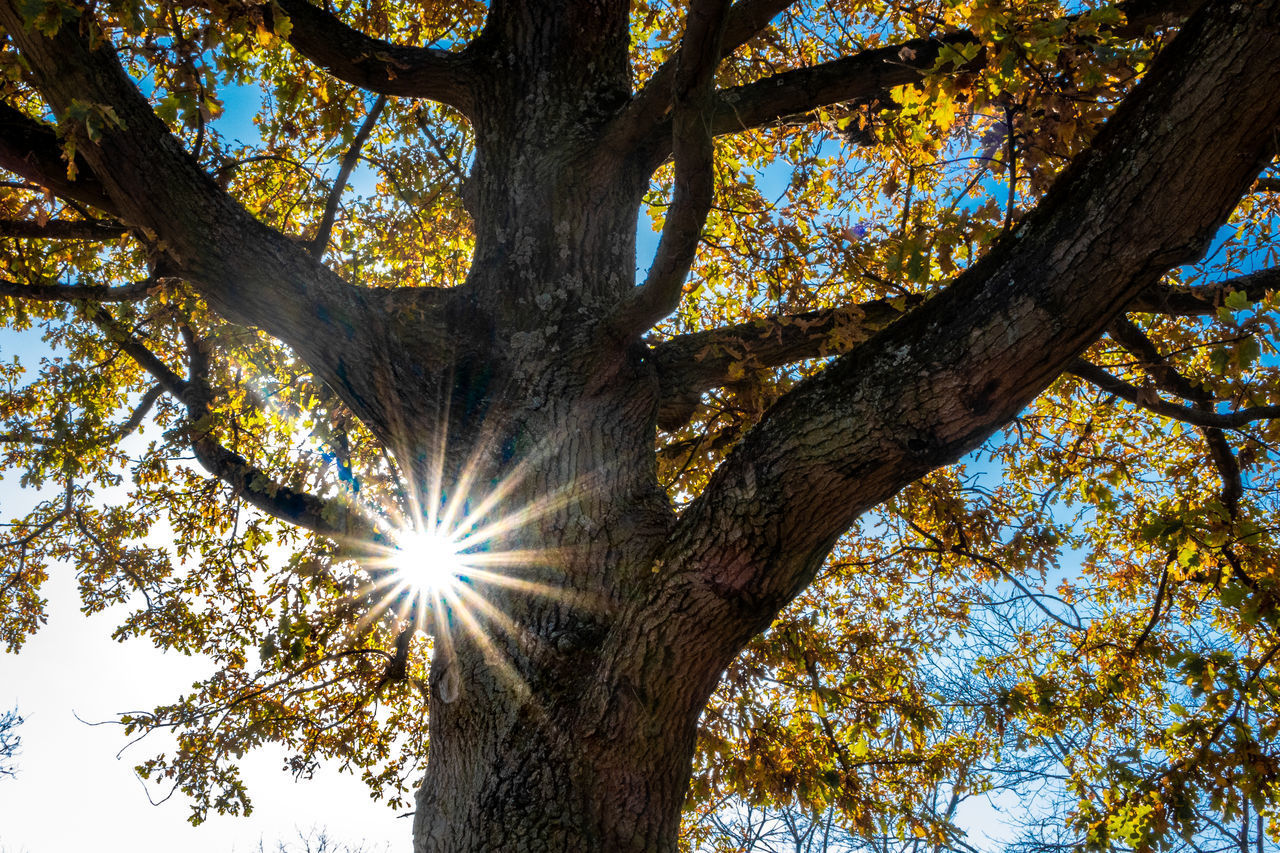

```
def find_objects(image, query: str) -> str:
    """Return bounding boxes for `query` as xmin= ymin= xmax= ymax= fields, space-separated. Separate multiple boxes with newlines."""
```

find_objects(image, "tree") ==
xmin=0 ymin=0 xmax=1278 ymax=850
xmin=0 ymin=706 xmax=19 ymax=779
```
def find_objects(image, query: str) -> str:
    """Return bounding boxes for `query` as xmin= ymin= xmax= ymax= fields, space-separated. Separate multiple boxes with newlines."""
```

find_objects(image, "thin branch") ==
xmin=1130 ymin=566 xmax=1169 ymax=653
xmin=1107 ymin=315 xmax=1208 ymax=402
xmin=1107 ymin=316 xmax=1243 ymax=511
xmin=0 ymin=275 xmax=165 ymax=303
xmin=908 ymin=534 xmax=1085 ymax=631
xmin=311 ymin=94 xmax=387 ymax=258
xmin=1130 ymin=266 xmax=1279 ymax=315
xmin=86 ymin=307 xmax=377 ymax=542
xmin=0 ymin=218 xmax=126 ymax=239
xmin=610 ymin=0 xmax=731 ymax=337
xmin=0 ymin=384 xmax=163 ymax=448
xmin=1068 ymin=359 xmax=1280 ymax=430
xmin=269 ymin=0 xmax=476 ymax=114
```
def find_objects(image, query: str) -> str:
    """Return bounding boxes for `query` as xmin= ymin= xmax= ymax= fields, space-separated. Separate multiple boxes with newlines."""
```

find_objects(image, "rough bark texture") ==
xmin=1 ymin=0 xmax=1278 ymax=850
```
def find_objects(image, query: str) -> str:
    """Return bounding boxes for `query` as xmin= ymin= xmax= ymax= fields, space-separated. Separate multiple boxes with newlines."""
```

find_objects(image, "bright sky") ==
xmin=0 ymin=562 xmax=405 ymax=853
xmin=0 ymin=326 xmax=406 ymax=853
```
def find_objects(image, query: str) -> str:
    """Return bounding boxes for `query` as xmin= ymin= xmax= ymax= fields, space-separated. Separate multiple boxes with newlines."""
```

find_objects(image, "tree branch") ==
xmin=0 ymin=275 xmax=162 ymax=303
xmin=1253 ymin=177 xmax=1280 ymax=192
xmin=609 ymin=0 xmax=798 ymax=150
xmin=1068 ymin=360 xmax=1280 ymax=430
xmin=1105 ymin=316 xmax=1242 ymax=511
xmin=651 ymin=296 xmax=924 ymax=430
xmin=0 ymin=384 xmax=162 ymax=447
xmin=86 ymin=307 xmax=377 ymax=542
xmin=311 ymin=94 xmax=387 ymax=258
xmin=610 ymin=0 xmax=731 ymax=337
xmin=636 ymin=0 xmax=1202 ymax=165
xmin=639 ymin=0 xmax=1280 ymax=674
xmin=0 ymin=2 xmax=420 ymax=441
xmin=1106 ymin=315 xmax=1207 ymax=402
xmin=0 ymin=218 xmax=127 ymax=240
xmin=707 ymin=32 xmax=982 ymax=140
xmin=1131 ymin=267 xmax=1280 ymax=315
xmin=270 ymin=0 xmax=476 ymax=115
xmin=0 ymin=101 xmax=120 ymax=215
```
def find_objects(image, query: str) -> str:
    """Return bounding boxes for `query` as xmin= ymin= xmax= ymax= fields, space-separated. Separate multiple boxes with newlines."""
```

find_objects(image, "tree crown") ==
xmin=1 ymin=0 xmax=1279 ymax=849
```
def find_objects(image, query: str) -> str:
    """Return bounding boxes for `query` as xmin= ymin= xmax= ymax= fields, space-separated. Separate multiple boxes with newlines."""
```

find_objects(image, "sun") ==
xmin=394 ymin=529 xmax=468 ymax=593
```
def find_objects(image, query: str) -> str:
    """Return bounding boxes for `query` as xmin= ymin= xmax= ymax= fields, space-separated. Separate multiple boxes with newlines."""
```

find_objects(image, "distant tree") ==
xmin=260 ymin=827 xmax=391 ymax=853
xmin=0 ymin=1 xmax=1279 ymax=852
xmin=0 ymin=706 xmax=20 ymax=779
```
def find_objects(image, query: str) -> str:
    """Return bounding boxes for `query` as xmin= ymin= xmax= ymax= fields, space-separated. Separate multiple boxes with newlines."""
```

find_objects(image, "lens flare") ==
xmin=394 ymin=529 xmax=467 ymax=593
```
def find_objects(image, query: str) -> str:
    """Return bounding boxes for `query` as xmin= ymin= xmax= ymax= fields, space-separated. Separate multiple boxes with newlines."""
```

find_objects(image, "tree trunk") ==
xmin=398 ymin=11 xmax=714 ymax=849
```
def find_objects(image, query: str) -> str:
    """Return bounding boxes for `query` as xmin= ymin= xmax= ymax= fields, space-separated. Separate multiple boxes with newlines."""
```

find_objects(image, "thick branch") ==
xmin=1254 ymin=177 xmax=1280 ymax=192
xmin=611 ymin=0 xmax=730 ymax=335
xmin=638 ymin=0 xmax=1202 ymax=164
xmin=709 ymin=32 xmax=981 ymax=139
xmin=651 ymin=296 xmax=923 ymax=430
xmin=271 ymin=0 xmax=475 ymax=114
xmin=1068 ymin=360 xmax=1280 ymax=430
xmin=610 ymin=0 xmax=797 ymax=149
xmin=647 ymin=0 xmax=1280 ymax=670
xmin=0 ymin=101 xmax=119 ymax=214
xmin=0 ymin=2 xmax=419 ymax=440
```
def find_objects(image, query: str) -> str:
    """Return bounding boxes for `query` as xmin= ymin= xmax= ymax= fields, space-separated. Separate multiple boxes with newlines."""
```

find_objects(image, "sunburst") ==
xmin=392 ymin=528 xmax=468 ymax=594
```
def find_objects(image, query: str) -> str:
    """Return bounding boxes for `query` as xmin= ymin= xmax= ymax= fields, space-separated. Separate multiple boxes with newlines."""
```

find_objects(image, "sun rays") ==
xmin=346 ymin=419 xmax=606 ymax=705
xmin=392 ymin=529 xmax=469 ymax=594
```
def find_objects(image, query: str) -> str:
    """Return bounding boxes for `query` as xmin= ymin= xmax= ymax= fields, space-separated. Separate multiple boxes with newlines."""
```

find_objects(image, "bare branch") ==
xmin=0 ymin=218 xmax=126 ymax=239
xmin=610 ymin=0 xmax=731 ymax=337
xmin=1068 ymin=360 xmax=1280 ymax=430
xmin=312 ymin=94 xmax=387 ymax=258
xmin=651 ymin=296 xmax=923 ymax=430
xmin=1131 ymin=267 xmax=1280 ymax=315
xmin=270 ymin=0 xmax=476 ymax=114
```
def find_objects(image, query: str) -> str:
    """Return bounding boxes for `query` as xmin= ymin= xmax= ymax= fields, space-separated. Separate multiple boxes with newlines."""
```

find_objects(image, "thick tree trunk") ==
xmin=403 ymin=312 xmax=703 ymax=853
xmin=399 ymin=10 xmax=711 ymax=850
